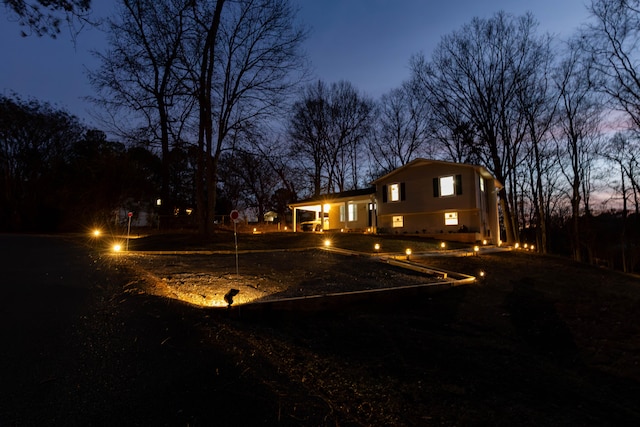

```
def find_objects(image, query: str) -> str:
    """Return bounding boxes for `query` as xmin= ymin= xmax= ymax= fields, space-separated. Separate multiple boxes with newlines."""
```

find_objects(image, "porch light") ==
xmin=323 ymin=204 xmax=331 ymax=212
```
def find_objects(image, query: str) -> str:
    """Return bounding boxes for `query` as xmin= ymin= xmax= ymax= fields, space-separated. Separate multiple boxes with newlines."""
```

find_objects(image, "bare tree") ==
xmin=3 ymin=0 xmax=92 ymax=38
xmin=89 ymin=0 xmax=196 ymax=217
xmin=517 ymin=33 xmax=556 ymax=253
xmin=583 ymin=0 xmax=640 ymax=129
xmin=192 ymin=0 xmax=307 ymax=234
xmin=289 ymin=80 xmax=373 ymax=196
xmin=369 ymin=82 xmax=432 ymax=174
xmin=552 ymin=38 xmax=604 ymax=262
xmin=410 ymin=12 xmax=547 ymax=244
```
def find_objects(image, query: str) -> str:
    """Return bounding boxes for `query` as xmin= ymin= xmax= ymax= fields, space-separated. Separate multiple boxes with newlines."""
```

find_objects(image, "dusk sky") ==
xmin=1 ymin=0 xmax=591 ymax=129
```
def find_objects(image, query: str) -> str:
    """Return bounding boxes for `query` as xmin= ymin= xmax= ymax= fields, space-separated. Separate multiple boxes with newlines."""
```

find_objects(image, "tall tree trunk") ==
xmin=196 ymin=0 xmax=225 ymax=236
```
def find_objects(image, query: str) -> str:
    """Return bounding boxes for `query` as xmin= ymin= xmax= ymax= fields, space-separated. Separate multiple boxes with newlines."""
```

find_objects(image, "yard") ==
xmin=101 ymin=230 xmax=640 ymax=425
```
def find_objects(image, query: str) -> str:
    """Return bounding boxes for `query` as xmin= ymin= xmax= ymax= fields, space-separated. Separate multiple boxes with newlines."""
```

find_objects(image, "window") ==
xmin=383 ymin=183 xmax=405 ymax=202
xmin=433 ymin=174 xmax=462 ymax=197
xmin=339 ymin=205 xmax=345 ymax=222
xmin=392 ymin=215 xmax=404 ymax=228
xmin=389 ymin=183 xmax=399 ymax=201
xmin=348 ymin=203 xmax=357 ymax=221
xmin=440 ymin=176 xmax=455 ymax=196
xmin=444 ymin=212 xmax=458 ymax=226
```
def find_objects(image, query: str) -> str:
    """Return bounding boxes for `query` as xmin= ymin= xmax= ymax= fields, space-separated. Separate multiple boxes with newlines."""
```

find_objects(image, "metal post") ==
xmin=233 ymin=220 xmax=239 ymax=276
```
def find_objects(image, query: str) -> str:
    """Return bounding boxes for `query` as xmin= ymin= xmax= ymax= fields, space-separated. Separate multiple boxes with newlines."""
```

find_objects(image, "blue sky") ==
xmin=1 ymin=0 xmax=591 ymax=128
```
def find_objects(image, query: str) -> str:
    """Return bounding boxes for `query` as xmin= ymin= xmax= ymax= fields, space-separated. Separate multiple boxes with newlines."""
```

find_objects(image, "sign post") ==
xmin=126 ymin=211 xmax=133 ymax=251
xmin=230 ymin=210 xmax=240 ymax=276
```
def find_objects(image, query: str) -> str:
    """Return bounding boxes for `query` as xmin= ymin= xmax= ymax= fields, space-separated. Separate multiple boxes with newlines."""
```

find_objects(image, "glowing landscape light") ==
xmin=324 ymin=239 xmax=331 ymax=247
xmin=112 ymin=243 xmax=122 ymax=252
xmin=440 ymin=242 xmax=446 ymax=249
xmin=374 ymin=243 xmax=380 ymax=251
xmin=92 ymin=229 xmax=101 ymax=237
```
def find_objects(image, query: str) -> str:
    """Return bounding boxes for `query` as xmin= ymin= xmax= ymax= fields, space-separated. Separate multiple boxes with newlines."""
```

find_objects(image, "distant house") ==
xmin=290 ymin=159 xmax=502 ymax=243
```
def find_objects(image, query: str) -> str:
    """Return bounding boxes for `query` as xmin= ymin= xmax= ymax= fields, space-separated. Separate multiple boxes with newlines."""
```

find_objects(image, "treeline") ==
xmin=3 ymin=0 xmax=640 ymax=272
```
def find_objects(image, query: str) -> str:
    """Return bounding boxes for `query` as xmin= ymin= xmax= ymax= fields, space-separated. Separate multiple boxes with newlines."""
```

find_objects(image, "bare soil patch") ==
xmin=124 ymin=249 xmax=444 ymax=307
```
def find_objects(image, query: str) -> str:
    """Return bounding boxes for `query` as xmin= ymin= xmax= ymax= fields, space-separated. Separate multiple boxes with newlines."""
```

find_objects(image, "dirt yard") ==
xmin=105 ymin=231 xmax=640 ymax=425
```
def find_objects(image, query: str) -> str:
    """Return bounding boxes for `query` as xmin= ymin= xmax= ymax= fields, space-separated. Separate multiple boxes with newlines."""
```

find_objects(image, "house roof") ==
xmin=370 ymin=158 xmax=503 ymax=189
xmin=289 ymin=186 xmax=376 ymax=210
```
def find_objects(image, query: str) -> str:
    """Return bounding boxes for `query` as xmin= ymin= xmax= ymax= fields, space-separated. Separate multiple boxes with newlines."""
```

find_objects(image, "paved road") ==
xmin=0 ymin=234 xmax=276 ymax=426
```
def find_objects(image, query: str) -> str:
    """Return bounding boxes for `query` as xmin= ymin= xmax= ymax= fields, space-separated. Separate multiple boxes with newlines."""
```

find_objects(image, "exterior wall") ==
xmin=325 ymin=199 xmax=372 ymax=231
xmin=375 ymin=161 xmax=500 ymax=242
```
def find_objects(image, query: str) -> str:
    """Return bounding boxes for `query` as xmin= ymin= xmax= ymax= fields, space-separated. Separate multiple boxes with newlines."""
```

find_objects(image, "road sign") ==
xmin=230 ymin=210 xmax=239 ymax=222
xmin=128 ymin=211 xmax=133 ymax=217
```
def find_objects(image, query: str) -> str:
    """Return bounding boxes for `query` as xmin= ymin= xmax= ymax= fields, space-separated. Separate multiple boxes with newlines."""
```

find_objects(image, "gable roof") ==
xmin=370 ymin=158 xmax=502 ymax=188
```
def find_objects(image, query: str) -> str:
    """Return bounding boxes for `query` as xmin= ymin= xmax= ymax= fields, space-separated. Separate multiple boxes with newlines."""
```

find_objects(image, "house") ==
xmin=290 ymin=159 xmax=502 ymax=243
xmin=290 ymin=187 xmax=377 ymax=233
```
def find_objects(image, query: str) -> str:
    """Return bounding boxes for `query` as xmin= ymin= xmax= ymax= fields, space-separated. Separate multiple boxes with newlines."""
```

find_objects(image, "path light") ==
xmin=440 ymin=242 xmax=446 ymax=249
xmin=405 ymin=248 xmax=412 ymax=260
xmin=514 ymin=243 xmax=520 ymax=249
xmin=374 ymin=243 xmax=380 ymax=252
xmin=524 ymin=243 xmax=529 ymax=250
xmin=474 ymin=245 xmax=480 ymax=255
xmin=478 ymin=270 xmax=486 ymax=280
xmin=324 ymin=239 xmax=331 ymax=247
xmin=482 ymin=239 xmax=487 ymax=245
xmin=112 ymin=243 xmax=122 ymax=252
xmin=224 ymin=289 xmax=240 ymax=307
xmin=92 ymin=229 xmax=101 ymax=237
xmin=530 ymin=245 xmax=535 ymax=251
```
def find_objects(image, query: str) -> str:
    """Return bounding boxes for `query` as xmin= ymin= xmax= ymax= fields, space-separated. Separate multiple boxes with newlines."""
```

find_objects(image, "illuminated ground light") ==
xmin=324 ymin=239 xmax=331 ymax=247
xmin=374 ymin=243 xmax=381 ymax=252
xmin=405 ymin=248 xmax=412 ymax=259
xmin=92 ymin=229 xmax=101 ymax=237
xmin=440 ymin=242 xmax=446 ymax=249
xmin=473 ymin=245 xmax=480 ymax=255
xmin=478 ymin=270 xmax=486 ymax=279
xmin=112 ymin=243 xmax=122 ymax=252
xmin=482 ymin=239 xmax=487 ymax=245
xmin=514 ymin=243 xmax=520 ymax=249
